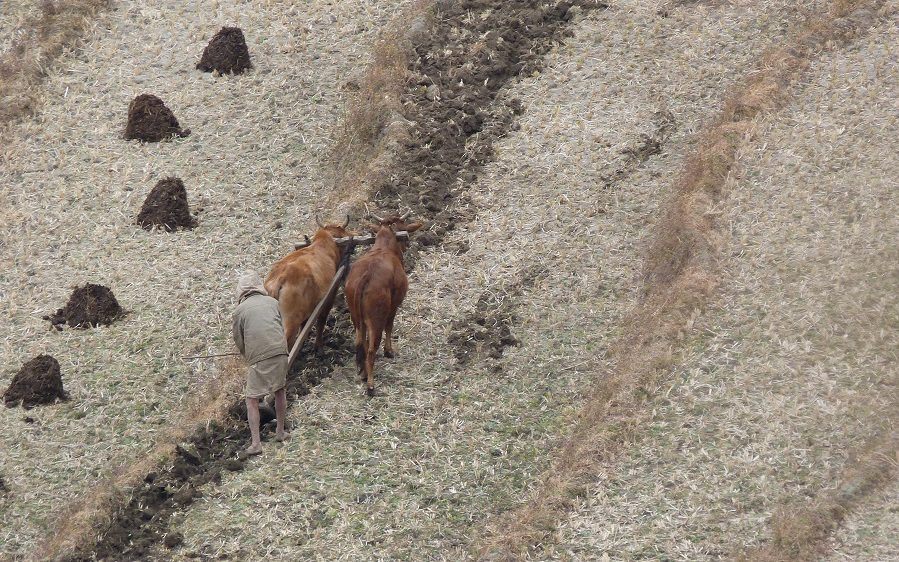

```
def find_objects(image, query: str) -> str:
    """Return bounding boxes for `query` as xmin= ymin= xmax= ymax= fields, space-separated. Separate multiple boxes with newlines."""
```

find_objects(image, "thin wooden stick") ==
xmin=181 ymin=352 xmax=240 ymax=360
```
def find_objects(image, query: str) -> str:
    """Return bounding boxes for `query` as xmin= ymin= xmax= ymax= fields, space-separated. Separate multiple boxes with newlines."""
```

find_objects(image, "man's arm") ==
xmin=232 ymin=314 xmax=246 ymax=356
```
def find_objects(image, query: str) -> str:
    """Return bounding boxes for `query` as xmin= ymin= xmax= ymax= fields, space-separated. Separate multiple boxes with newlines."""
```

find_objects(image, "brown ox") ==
xmin=265 ymin=216 xmax=352 ymax=352
xmin=345 ymin=214 xmax=422 ymax=396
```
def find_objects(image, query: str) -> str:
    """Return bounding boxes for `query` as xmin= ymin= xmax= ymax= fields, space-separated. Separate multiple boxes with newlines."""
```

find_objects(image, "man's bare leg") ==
xmin=246 ymin=397 xmax=263 ymax=455
xmin=274 ymin=388 xmax=290 ymax=442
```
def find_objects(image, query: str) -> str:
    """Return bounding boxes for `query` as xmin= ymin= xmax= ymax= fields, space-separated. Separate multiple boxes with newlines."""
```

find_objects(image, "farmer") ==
xmin=232 ymin=271 xmax=290 ymax=455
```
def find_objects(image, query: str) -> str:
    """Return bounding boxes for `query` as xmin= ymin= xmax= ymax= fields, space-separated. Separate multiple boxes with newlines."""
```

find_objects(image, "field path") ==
xmin=825 ymin=480 xmax=899 ymax=560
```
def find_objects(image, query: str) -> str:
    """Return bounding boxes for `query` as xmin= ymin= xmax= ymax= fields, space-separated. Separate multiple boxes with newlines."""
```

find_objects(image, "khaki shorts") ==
xmin=245 ymin=354 xmax=287 ymax=399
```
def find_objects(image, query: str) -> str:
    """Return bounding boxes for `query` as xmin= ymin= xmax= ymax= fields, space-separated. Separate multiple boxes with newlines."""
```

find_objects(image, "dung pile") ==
xmin=197 ymin=27 xmax=252 ymax=74
xmin=3 ymin=354 xmax=68 ymax=408
xmin=124 ymin=94 xmax=190 ymax=142
xmin=137 ymin=177 xmax=197 ymax=231
xmin=45 ymin=284 xmax=124 ymax=329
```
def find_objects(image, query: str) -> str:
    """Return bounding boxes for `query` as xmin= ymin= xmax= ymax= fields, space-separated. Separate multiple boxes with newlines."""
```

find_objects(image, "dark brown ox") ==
xmin=265 ymin=216 xmax=352 ymax=352
xmin=345 ymin=213 xmax=422 ymax=395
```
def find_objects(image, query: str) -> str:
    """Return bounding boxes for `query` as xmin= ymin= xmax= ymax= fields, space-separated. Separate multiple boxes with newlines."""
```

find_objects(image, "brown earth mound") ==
xmin=197 ymin=27 xmax=252 ymax=74
xmin=124 ymin=94 xmax=190 ymax=142
xmin=3 ymin=354 xmax=68 ymax=409
xmin=136 ymin=177 xmax=198 ymax=231
xmin=45 ymin=284 xmax=124 ymax=329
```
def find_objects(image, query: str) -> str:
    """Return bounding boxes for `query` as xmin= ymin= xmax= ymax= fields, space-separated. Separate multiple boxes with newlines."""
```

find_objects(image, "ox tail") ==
xmin=351 ymin=269 xmax=373 ymax=376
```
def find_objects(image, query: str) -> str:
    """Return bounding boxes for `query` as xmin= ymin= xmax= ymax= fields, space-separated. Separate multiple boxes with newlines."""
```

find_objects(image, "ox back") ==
xmin=265 ymin=225 xmax=350 ymax=351
xmin=345 ymin=224 xmax=413 ymax=396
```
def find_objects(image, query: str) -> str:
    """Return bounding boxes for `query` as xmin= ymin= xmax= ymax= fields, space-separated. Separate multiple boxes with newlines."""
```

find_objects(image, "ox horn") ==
xmin=342 ymin=214 xmax=350 ymax=229
xmin=369 ymin=212 xmax=386 ymax=223
xmin=314 ymin=213 xmax=324 ymax=228
xmin=400 ymin=209 xmax=414 ymax=221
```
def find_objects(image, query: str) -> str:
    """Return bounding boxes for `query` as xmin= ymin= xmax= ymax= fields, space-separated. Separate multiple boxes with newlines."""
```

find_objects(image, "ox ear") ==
xmin=403 ymin=222 xmax=423 ymax=233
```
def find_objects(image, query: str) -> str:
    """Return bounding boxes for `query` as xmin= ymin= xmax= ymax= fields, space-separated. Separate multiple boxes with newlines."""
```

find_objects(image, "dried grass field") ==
xmin=1 ymin=0 xmax=896 ymax=560
xmin=0 ymin=0 xmax=414 ymax=556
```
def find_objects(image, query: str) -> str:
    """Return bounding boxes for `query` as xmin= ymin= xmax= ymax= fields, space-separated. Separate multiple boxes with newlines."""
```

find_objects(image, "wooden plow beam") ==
xmin=286 ymin=261 xmax=350 ymax=370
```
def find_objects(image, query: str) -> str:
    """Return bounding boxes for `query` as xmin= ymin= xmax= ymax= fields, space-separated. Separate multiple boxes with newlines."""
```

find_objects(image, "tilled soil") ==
xmin=124 ymin=93 xmax=190 ymax=142
xmin=66 ymin=426 xmax=246 ymax=562
xmin=70 ymin=318 xmax=355 ymax=560
xmin=196 ymin=26 xmax=252 ymax=74
xmin=3 ymin=354 xmax=68 ymax=408
xmin=377 ymin=0 xmax=608 ymax=238
xmin=136 ymin=177 xmax=197 ymax=231
xmin=44 ymin=283 xmax=124 ymax=329
xmin=447 ymin=266 xmax=547 ymax=366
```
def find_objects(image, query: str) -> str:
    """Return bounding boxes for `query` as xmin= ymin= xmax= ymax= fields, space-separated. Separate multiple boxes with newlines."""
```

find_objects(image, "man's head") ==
xmin=236 ymin=270 xmax=268 ymax=303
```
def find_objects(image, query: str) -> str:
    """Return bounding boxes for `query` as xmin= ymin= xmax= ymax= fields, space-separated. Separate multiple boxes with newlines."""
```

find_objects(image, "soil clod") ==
xmin=137 ymin=177 xmax=198 ymax=232
xmin=197 ymin=27 xmax=252 ymax=74
xmin=3 ymin=354 xmax=68 ymax=409
xmin=163 ymin=532 xmax=184 ymax=549
xmin=45 ymin=284 xmax=124 ymax=329
xmin=124 ymin=94 xmax=190 ymax=142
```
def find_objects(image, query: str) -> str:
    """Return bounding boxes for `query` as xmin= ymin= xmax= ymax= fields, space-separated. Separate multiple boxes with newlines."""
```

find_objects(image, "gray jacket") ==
xmin=232 ymin=290 xmax=288 ymax=366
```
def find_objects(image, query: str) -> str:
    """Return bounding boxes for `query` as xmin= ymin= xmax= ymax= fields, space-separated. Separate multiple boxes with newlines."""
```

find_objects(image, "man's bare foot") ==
xmin=275 ymin=431 xmax=291 ymax=443
xmin=245 ymin=443 xmax=263 ymax=456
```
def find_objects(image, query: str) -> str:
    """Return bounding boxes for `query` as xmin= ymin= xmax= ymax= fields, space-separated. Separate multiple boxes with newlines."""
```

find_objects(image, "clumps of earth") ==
xmin=197 ymin=27 xmax=252 ymax=74
xmin=44 ymin=284 xmax=124 ymax=329
xmin=85 ymin=427 xmax=248 ymax=560
xmin=3 ymin=354 xmax=68 ymax=408
xmin=125 ymin=94 xmax=190 ymax=142
xmin=449 ymin=292 xmax=520 ymax=367
xmin=229 ymin=399 xmax=277 ymax=426
xmin=447 ymin=266 xmax=548 ymax=367
xmin=137 ymin=177 xmax=197 ymax=231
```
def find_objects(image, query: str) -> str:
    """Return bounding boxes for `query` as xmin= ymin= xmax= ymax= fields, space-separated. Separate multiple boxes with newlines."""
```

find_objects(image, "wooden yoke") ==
xmin=294 ymin=231 xmax=410 ymax=250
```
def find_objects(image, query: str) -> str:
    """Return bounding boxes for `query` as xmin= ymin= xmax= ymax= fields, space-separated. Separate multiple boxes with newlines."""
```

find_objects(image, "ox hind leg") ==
xmin=277 ymin=287 xmax=305 ymax=352
xmin=354 ymin=324 xmax=366 ymax=379
xmin=284 ymin=317 xmax=301 ymax=352
xmin=384 ymin=285 xmax=406 ymax=358
xmin=383 ymin=309 xmax=397 ymax=358
xmin=364 ymin=320 xmax=383 ymax=397
xmin=313 ymin=292 xmax=337 ymax=355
